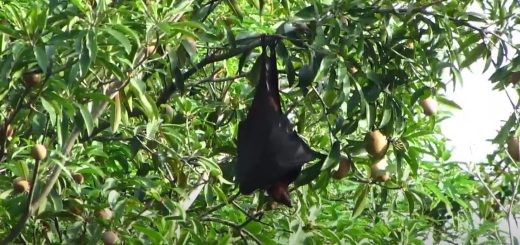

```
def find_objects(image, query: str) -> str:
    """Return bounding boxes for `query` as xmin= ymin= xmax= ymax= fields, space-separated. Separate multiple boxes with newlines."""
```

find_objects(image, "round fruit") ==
xmin=332 ymin=155 xmax=352 ymax=180
xmin=510 ymin=71 xmax=520 ymax=85
xmin=32 ymin=144 xmax=47 ymax=161
xmin=23 ymin=71 xmax=42 ymax=87
xmin=371 ymin=158 xmax=391 ymax=182
xmin=376 ymin=172 xmax=391 ymax=182
xmin=507 ymin=136 xmax=520 ymax=161
xmin=72 ymin=173 xmax=84 ymax=184
xmin=420 ymin=97 xmax=438 ymax=116
xmin=96 ymin=208 xmax=113 ymax=220
xmin=102 ymin=231 xmax=119 ymax=245
xmin=67 ymin=198 xmax=83 ymax=215
xmin=12 ymin=177 xmax=30 ymax=193
xmin=371 ymin=158 xmax=388 ymax=177
xmin=364 ymin=130 xmax=388 ymax=158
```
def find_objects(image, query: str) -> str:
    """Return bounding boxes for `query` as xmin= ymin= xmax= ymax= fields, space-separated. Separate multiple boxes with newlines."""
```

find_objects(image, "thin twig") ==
xmin=191 ymin=73 xmax=248 ymax=87
xmin=200 ymin=192 xmax=240 ymax=217
xmin=201 ymin=216 xmax=262 ymax=245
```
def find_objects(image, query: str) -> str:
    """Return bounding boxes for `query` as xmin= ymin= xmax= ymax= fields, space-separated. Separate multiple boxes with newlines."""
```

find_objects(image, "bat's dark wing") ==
xmin=268 ymin=114 xmax=316 ymax=167
xmin=236 ymin=39 xmax=315 ymax=196
xmin=236 ymin=118 xmax=272 ymax=194
xmin=237 ymin=113 xmax=315 ymax=195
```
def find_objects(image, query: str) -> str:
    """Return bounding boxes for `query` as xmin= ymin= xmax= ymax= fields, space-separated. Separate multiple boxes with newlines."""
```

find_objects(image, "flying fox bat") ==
xmin=236 ymin=40 xmax=315 ymax=207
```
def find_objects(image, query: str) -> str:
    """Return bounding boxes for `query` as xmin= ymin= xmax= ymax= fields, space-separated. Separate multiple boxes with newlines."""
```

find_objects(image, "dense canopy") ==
xmin=0 ymin=0 xmax=520 ymax=244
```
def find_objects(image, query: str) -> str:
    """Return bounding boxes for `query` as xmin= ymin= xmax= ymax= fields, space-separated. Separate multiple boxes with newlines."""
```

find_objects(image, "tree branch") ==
xmin=200 ymin=216 xmax=262 ymax=245
xmin=156 ymin=38 xmax=263 ymax=105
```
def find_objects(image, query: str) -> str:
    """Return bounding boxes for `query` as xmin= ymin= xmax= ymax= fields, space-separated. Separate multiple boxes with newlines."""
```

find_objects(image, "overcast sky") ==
xmin=441 ymin=62 xmax=518 ymax=163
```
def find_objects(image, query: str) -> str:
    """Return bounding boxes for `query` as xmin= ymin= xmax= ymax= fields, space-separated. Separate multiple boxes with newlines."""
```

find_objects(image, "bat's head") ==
xmin=266 ymin=181 xmax=292 ymax=207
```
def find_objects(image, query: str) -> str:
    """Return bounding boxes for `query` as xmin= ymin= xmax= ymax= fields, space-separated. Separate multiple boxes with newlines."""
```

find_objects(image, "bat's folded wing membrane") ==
xmin=268 ymin=115 xmax=316 ymax=168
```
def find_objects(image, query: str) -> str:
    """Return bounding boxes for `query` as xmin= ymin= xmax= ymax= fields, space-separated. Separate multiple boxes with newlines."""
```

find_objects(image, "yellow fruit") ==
xmin=72 ymin=173 xmax=84 ymax=184
xmin=507 ymin=136 xmax=520 ymax=161
xmin=332 ymin=155 xmax=352 ymax=180
xmin=510 ymin=72 xmax=520 ymax=85
xmin=32 ymin=144 xmax=47 ymax=161
xmin=420 ymin=97 xmax=438 ymax=116
xmin=364 ymin=130 xmax=388 ymax=158
xmin=96 ymin=208 xmax=113 ymax=220
xmin=12 ymin=177 xmax=30 ymax=193
xmin=23 ymin=71 xmax=42 ymax=88
xmin=102 ymin=231 xmax=119 ymax=245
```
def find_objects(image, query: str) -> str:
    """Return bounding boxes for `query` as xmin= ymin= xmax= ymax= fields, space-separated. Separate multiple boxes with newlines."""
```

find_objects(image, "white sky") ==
xmin=439 ymin=61 xmax=519 ymax=243
xmin=441 ymin=62 xmax=518 ymax=163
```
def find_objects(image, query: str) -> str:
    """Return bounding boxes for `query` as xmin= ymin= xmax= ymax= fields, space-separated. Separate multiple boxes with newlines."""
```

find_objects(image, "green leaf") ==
xmin=34 ymin=44 xmax=48 ymax=72
xmin=102 ymin=28 xmax=132 ymax=54
xmin=97 ymin=55 xmax=124 ymax=80
xmin=313 ymin=56 xmax=335 ymax=84
xmin=321 ymin=141 xmax=340 ymax=170
xmin=451 ymin=66 xmax=463 ymax=86
xmin=0 ymin=25 xmax=17 ymax=37
xmin=110 ymin=93 xmax=122 ymax=133
xmin=295 ymin=159 xmax=324 ymax=186
xmin=40 ymin=97 xmax=57 ymax=126
xmin=86 ymin=29 xmax=97 ymax=62
xmin=460 ymin=43 xmax=485 ymax=68
xmin=404 ymin=190 xmax=415 ymax=216
xmin=111 ymin=24 xmax=140 ymax=45
xmin=246 ymin=54 xmax=265 ymax=85
xmin=78 ymin=104 xmax=94 ymax=136
xmin=437 ymin=96 xmax=462 ymax=110
xmin=133 ymin=224 xmax=163 ymax=243
xmin=352 ymin=184 xmax=369 ymax=218
xmin=225 ymin=0 xmax=244 ymax=19
xmin=288 ymin=223 xmax=309 ymax=245
xmin=298 ymin=65 xmax=314 ymax=94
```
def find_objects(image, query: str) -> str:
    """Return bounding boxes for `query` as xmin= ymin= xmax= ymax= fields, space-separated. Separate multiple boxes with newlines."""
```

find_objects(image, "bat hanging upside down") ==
xmin=236 ymin=39 xmax=316 ymax=207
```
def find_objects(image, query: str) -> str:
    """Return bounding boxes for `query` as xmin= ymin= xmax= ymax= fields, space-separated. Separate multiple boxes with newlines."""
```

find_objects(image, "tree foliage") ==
xmin=0 ymin=0 xmax=519 ymax=244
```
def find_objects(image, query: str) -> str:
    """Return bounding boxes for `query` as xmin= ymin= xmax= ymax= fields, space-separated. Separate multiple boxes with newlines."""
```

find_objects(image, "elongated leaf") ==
xmin=110 ymin=92 xmax=122 ymax=133
xmin=34 ymin=44 xmax=48 ymax=72
xmin=295 ymin=159 xmax=324 ymax=187
xmin=321 ymin=141 xmax=341 ymax=170
xmin=40 ymin=97 xmax=57 ymax=126
xmin=404 ymin=190 xmax=415 ymax=216
xmin=352 ymin=185 xmax=369 ymax=218
xmin=225 ymin=0 xmax=244 ymax=19
xmin=103 ymin=28 xmax=132 ymax=54
xmin=79 ymin=104 xmax=94 ymax=136
xmin=86 ymin=30 xmax=97 ymax=62
xmin=437 ymin=96 xmax=462 ymax=110
xmin=460 ymin=43 xmax=485 ymax=68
